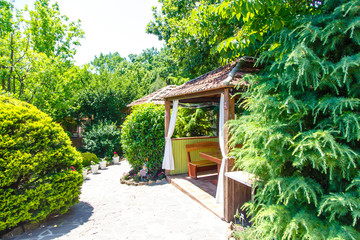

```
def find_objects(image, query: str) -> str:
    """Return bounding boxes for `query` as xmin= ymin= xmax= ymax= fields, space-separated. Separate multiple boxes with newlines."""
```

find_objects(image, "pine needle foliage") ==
xmin=228 ymin=0 xmax=360 ymax=238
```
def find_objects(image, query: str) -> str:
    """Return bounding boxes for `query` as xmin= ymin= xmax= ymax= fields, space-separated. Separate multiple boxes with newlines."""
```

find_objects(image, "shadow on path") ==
xmin=10 ymin=201 xmax=93 ymax=240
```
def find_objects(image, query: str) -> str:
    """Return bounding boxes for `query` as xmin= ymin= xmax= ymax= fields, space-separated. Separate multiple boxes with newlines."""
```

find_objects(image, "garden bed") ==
xmin=120 ymin=169 xmax=167 ymax=186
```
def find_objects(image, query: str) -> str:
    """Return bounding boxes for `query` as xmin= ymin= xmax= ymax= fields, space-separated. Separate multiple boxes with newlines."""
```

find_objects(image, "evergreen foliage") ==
xmin=228 ymin=0 xmax=360 ymax=238
xmin=0 ymin=96 xmax=83 ymax=232
xmin=81 ymin=152 xmax=98 ymax=167
xmin=82 ymin=121 xmax=122 ymax=159
xmin=121 ymin=103 xmax=165 ymax=172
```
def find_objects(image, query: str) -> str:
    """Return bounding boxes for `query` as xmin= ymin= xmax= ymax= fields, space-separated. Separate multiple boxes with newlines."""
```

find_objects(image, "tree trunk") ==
xmin=7 ymin=33 xmax=14 ymax=92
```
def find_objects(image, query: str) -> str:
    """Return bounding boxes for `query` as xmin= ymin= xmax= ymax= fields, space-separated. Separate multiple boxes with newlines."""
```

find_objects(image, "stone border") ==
xmin=120 ymin=177 xmax=167 ymax=186
xmin=227 ymin=221 xmax=245 ymax=240
xmin=1 ymin=215 xmax=59 ymax=239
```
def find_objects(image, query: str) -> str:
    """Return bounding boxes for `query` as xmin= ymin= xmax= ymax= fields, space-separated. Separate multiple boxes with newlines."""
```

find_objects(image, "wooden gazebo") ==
xmin=162 ymin=57 xmax=260 ymax=221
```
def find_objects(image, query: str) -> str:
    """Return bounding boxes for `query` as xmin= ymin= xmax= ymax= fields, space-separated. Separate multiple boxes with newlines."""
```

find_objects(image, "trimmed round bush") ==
xmin=82 ymin=121 xmax=121 ymax=158
xmin=81 ymin=152 xmax=98 ymax=167
xmin=0 ymin=96 xmax=83 ymax=233
xmin=121 ymin=103 xmax=165 ymax=172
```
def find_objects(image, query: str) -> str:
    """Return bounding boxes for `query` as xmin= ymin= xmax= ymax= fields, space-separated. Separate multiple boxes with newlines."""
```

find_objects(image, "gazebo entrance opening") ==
xmin=163 ymin=87 xmax=236 ymax=201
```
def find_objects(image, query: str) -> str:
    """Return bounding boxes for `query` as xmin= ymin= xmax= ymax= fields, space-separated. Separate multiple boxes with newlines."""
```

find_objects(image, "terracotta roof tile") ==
xmin=127 ymin=85 xmax=178 ymax=107
xmin=164 ymin=58 xmax=259 ymax=99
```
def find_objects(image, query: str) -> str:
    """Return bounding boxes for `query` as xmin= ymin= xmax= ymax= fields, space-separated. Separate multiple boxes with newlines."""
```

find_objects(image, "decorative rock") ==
xmin=229 ymin=221 xmax=234 ymax=230
xmin=1 ymin=226 xmax=24 ymax=239
xmin=24 ymin=222 xmax=40 ymax=231
xmin=120 ymin=176 xmax=168 ymax=186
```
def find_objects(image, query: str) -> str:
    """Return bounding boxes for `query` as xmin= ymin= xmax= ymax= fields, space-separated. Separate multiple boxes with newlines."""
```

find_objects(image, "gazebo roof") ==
xmin=164 ymin=57 xmax=259 ymax=101
xmin=127 ymin=85 xmax=177 ymax=107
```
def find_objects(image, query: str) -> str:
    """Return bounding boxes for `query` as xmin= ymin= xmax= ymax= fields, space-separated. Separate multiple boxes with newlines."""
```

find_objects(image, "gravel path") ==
xmin=9 ymin=161 xmax=228 ymax=240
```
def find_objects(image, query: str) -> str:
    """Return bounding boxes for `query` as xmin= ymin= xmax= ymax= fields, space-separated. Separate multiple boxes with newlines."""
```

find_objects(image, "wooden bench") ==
xmin=185 ymin=142 xmax=220 ymax=179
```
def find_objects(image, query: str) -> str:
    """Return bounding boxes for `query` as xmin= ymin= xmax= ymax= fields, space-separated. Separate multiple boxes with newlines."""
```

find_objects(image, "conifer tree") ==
xmin=228 ymin=0 xmax=360 ymax=239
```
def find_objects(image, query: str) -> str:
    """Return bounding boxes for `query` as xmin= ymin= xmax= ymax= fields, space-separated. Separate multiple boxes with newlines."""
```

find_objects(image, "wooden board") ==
xmin=170 ymin=137 xmax=219 ymax=175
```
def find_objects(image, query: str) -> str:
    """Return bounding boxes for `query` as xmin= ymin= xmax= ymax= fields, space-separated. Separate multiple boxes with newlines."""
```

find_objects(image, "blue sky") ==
xmin=13 ymin=0 xmax=164 ymax=65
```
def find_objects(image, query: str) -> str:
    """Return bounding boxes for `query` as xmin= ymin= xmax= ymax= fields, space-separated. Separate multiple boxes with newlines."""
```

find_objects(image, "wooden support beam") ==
xmin=179 ymin=97 xmax=219 ymax=104
xmin=165 ymin=88 xmax=225 ymax=102
xmin=223 ymin=88 xmax=230 ymax=155
xmin=223 ymin=89 xmax=237 ymax=222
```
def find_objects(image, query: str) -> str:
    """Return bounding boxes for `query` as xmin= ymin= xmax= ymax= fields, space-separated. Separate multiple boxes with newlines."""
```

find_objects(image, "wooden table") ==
xmin=199 ymin=150 xmax=222 ymax=173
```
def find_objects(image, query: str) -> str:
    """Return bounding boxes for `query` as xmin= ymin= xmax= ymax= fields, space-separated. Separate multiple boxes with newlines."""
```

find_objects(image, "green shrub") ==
xmin=174 ymin=107 xmax=216 ymax=137
xmin=82 ymin=121 xmax=121 ymax=158
xmin=121 ymin=103 xmax=165 ymax=172
xmin=81 ymin=152 xmax=98 ymax=167
xmin=0 ymin=96 xmax=83 ymax=233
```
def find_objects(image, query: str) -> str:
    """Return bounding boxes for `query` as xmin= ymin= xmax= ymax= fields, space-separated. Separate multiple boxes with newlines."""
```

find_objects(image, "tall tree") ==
xmin=92 ymin=52 xmax=125 ymax=74
xmin=0 ymin=0 xmax=86 ymax=123
xmin=227 ymin=0 xmax=360 ymax=238
xmin=147 ymin=0 xmax=231 ymax=78
xmin=27 ymin=0 xmax=84 ymax=60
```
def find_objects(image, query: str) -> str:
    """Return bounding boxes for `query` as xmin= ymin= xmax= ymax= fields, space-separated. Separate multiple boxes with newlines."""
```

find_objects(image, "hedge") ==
xmin=0 ymin=96 xmax=83 ymax=233
xmin=121 ymin=103 xmax=165 ymax=172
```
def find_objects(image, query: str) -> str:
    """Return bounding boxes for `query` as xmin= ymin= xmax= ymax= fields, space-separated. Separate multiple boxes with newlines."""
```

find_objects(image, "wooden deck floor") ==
xmin=167 ymin=170 xmax=224 ymax=220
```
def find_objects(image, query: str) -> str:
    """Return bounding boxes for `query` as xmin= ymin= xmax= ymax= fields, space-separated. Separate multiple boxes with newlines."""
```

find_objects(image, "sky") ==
xmin=13 ymin=0 xmax=164 ymax=66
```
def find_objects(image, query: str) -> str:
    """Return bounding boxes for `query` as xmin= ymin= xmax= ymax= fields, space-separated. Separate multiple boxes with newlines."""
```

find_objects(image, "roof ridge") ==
xmin=223 ymin=57 xmax=252 ymax=85
xmin=147 ymin=85 xmax=176 ymax=103
xmin=184 ymin=61 xmax=235 ymax=85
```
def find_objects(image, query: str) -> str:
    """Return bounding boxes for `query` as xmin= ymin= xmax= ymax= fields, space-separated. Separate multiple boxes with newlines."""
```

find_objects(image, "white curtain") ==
xmin=216 ymin=93 xmax=226 ymax=204
xmin=162 ymin=100 xmax=179 ymax=170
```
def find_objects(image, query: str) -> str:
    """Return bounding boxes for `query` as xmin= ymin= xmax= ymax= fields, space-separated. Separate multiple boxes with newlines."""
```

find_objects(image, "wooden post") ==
xmin=223 ymin=88 xmax=237 ymax=222
xmin=223 ymin=88 xmax=232 ymax=154
xmin=164 ymin=100 xmax=171 ymax=176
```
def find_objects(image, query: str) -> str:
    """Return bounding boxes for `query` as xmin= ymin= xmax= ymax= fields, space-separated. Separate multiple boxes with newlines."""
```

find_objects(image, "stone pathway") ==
xmin=8 ymin=161 xmax=228 ymax=240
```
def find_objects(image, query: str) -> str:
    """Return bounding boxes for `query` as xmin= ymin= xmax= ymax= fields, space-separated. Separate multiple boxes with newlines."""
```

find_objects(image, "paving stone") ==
xmin=7 ymin=161 xmax=228 ymax=240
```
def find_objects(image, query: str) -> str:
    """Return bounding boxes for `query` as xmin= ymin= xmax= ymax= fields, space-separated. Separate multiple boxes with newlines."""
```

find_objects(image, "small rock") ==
xmin=24 ymin=222 xmax=40 ymax=231
xmin=1 ymin=226 xmax=24 ymax=239
xmin=156 ymin=180 xmax=162 ymax=184
xmin=229 ymin=221 xmax=234 ymax=230
xmin=148 ymin=180 xmax=155 ymax=184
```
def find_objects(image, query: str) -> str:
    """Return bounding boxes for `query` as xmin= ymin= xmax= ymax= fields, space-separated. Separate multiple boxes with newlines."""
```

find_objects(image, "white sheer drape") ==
xmin=216 ymin=93 xmax=226 ymax=204
xmin=162 ymin=100 xmax=179 ymax=170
